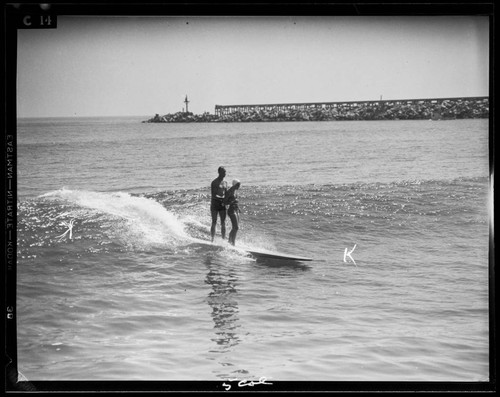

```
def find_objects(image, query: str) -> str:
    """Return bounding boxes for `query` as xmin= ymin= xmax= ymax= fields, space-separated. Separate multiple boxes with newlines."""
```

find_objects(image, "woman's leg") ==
xmin=228 ymin=212 xmax=239 ymax=245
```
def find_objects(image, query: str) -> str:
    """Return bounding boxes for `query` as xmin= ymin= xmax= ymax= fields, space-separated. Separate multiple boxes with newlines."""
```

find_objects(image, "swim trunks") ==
xmin=211 ymin=198 xmax=226 ymax=212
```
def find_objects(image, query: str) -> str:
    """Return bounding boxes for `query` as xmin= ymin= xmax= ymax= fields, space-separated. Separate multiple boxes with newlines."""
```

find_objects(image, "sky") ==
xmin=16 ymin=15 xmax=489 ymax=118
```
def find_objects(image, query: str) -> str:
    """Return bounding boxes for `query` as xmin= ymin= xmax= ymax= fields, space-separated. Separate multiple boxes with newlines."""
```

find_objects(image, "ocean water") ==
xmin=15 ymin=117 xmax=490 ymax=384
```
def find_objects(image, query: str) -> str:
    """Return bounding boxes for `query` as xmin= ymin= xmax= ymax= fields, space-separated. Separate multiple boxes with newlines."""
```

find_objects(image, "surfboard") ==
xmin=243 ymin=247 xmax=313 ymax=261
xmin=189 ymin=239 xmax=313 ymax=262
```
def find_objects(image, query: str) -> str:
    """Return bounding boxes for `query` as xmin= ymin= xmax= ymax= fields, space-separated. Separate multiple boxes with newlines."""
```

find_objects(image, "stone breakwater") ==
xmin=143 ymin=97 xmax=489 ymax=123
xmin=144 ymin=111 xmax=219 ymax=123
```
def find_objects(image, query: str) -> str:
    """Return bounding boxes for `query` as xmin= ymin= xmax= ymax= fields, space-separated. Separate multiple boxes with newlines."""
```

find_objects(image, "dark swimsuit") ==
xmin=211 ymin=198 xmax=226 ymax=212
xmin=226 ymin=195 xmax=239 ymax=216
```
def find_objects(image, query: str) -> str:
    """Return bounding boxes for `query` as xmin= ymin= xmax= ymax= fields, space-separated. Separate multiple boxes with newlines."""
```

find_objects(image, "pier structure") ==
xmin=214 ymin=96 xmax=488 ymax=117
xmin=144 ymin=95 xmax=488 ymax=123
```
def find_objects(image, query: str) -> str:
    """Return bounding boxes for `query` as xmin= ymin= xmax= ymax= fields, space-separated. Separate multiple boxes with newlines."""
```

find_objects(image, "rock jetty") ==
xmin=143 ymin=97 xmax=488 ymax=123
xmin=144 ymin=111 xmax=218 ymax=123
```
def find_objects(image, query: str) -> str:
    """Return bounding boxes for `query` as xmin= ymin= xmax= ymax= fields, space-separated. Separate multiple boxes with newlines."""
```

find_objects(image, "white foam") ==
xmin=41 ymin=189 xmax=191 ymax=247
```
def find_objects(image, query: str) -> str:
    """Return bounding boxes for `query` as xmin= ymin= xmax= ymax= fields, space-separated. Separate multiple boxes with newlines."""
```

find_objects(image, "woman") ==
xmin=224 ymin=179 xmax=241 ymax=246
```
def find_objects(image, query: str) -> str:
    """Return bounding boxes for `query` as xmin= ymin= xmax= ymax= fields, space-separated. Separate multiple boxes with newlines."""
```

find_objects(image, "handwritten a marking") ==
xmin=343 ymin=244 xmax=357 ymax=266
xmin=223 ymin=377 xmax=272 ymax=391
xmin=56 ymin=219 xmax=75 ymax=241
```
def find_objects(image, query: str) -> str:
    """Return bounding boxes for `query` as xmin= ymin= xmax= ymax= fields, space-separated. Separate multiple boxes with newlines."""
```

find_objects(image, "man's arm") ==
xmin=211 ymin=180 xmax=218 ymax=199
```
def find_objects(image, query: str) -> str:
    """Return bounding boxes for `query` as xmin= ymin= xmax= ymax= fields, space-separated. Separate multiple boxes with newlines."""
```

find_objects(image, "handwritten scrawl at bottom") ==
xmin=222 ymin=376 xmax=273 ymax=391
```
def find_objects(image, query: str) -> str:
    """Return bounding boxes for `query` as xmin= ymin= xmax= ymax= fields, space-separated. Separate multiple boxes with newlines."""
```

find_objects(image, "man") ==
xmin=210 ymin=166 xmax=228 ymax=242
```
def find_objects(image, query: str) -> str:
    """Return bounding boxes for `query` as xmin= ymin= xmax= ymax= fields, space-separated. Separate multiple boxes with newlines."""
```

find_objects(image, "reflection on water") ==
xmin=204 ymin=256 xmax=241 ymax=356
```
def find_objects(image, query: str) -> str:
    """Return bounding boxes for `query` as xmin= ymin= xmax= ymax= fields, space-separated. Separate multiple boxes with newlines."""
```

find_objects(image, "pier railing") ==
xmin=215 ymin=96 xmax=488 ymax=116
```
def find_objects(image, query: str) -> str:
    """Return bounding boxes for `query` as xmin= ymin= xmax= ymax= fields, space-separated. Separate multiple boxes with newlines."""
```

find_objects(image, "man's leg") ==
xmin=219 ymin=209 xmax=227 ymax=240
xmin=210 ymin=209 xmax=218 ymax=242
